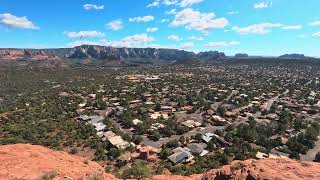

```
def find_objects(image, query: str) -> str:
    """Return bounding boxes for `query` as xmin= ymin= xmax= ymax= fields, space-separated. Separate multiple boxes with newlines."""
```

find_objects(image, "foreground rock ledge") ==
xmin=0 ymin=144 xmax=320 ymax=180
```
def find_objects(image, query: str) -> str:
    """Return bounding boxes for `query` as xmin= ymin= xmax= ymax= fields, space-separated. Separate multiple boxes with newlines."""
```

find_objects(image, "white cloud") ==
xmin=147 ymin=0 xmax=160 ymax=8
xmin=254 ymin=1 xmax=272 ymax=9
xmin=179 ymin=0 xmax=203 ymax=7
xmin=168 ymin=35 xmax=183 ymax=41
xmin=129 ymin=15 xmax=154 ymax=22
xmin=189 ymin=36 xmax=203 ymax=40
xmin=163 ymin=0 xmax=178 ymax=6
xmin=312 ymin=32 xmax=320 ymax=37
xmin=68 ymin=34 xmax=155 ymax=48
xmin=120 ymin=33 xmax=155 ymax=46
xmin=170 ymin=8 xmax=228 ymax=34
xmin=232 ymin=23 xmax=282 ymax=35
xmin=65 ymin=31 xmax=105 ymax=38
xmin=282 ymin=25 xmax=302 ymax=30
xmin=107 ymin=20 xmax=123 ymax=31
xmin=166 ymin=9 xmax=177 ymax=15
xmin=161 ymin=19 xmax=170 ymax=23
xmin=0 ymin=13 xmax=39 ymax=29
xmin=206 ymin=41 xmax=240 ymax=47
xmin=228 ymin=11 xmax=239 ymax=15
xmin=67 ymin=39 xmax=109 ymax=47
xmin=309 ymin=21 xmax=320 ymax=26
xmin=147 ymin=27 xmax=159 ymax=32
xmin=83 ymin=4 xmax=104 ymax=10
xmin=180 ymin=42 xmax=194 ymax=49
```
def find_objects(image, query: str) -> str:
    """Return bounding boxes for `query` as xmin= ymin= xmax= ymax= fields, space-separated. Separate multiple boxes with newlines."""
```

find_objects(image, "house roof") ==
xmin=187 ymin=143 xmax=206 ymax=155
xmin=168 ymin=151 xmax=189 ymax=164
xmin=108 ymin=135 xmax=129 ymax=148
xmin=132 ymin=119 xmax=143 ymax=125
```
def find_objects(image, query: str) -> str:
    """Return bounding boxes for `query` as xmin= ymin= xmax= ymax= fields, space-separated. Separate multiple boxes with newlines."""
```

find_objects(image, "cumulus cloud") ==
xmin=120 ymin=33 xmax=155 ymax=46
xmin=0 ymin=13 xmax=39 ymax=29
xmin=282 ymin=25 xmax=302 ymax=30
xmin=65 ymin=31 xmax=105 ymax=38
xmin=180 ymin=42 xmax=194 ymax=49
xmin=147 ymin=27 xmax=159 ymax=32
xmin=309 ymin=21 xmax=320 ymax=26
xmin=68 ymin=34 xmax=155 ymax=48
xmin=83 ymin=4 xmax=104 ymax=10
xmin=170 ymin=8 xmax=228 ymax=34
xmin=107 ymin=20 xmax=123 ymax=31
xmin=232 ymin=23 xmax=282 ymax=35
xmin=312 ymin=32 xmax=320 ymax=37
xmin=254 ymin=1 xmax=272 ymax=9
xmin=166 ymin=9 xmax=177 ymax=15
xmin=67 ymin=39 xmax=109 ymax=47
xmin=206 ymin=41 xmax=240 ymax=47
xmin=189 ymin=36 xmax=203 ymax=40
xmin=163 ymin=0 xmax=178 ymax=6
xmin=129 ymin=15 xmax=154 ymax=22
xmin=147 ymin=0 xmax=160 ymax=8
xmin=168 ymin=35 xmax=183 ymax=41
xmin=179 ymin=0 xmax=203 ymax=7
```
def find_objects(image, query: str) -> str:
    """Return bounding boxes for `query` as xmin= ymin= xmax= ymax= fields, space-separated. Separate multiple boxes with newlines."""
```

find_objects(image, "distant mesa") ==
xmin=278 ymin=54 xmax=306 ymax=59
xmin=0 ymin=45 xmax=318 ymax=68
xmin=234 ymin=53 xmax=249 ymax=58
xmin=0 ymin=45 xmax=226 ymax=64
xmin=197 ymin=51 xmax=226 ymax=61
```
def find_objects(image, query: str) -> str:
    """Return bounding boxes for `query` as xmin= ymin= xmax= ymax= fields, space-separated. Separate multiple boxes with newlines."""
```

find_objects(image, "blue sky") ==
xmin=0 ymin=0 xmax=320 ymax=56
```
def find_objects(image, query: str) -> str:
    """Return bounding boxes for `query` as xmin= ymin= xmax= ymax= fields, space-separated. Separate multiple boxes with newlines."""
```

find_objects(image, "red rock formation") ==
xmin=0 ymin=50 xmax=25 ymax=60
xmin=202 ymin=159 xmax=320 ymax=180
xmin=1 ymin=144 xmax=320 ymax=180
xmin=0 ymin=144 xmax=117 ymax=180
xmin=0 ymin=49 xmax=61 ymax=60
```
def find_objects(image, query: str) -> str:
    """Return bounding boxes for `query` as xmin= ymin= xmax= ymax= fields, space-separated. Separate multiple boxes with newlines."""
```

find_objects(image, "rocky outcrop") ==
xmin=202 ymin=158 xmax=320 ymax=180
xmin=1 ymin=144 xmax=320 ymax=180
xmin=0 ymin=144 xmax=117 ymax=180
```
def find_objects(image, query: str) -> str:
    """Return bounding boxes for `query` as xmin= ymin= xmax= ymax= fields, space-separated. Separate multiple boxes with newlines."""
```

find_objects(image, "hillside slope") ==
xmin=0 ymin=144 xmax=117 ymax=180
xmin=0 ymin=144 xmax=320 ymax=180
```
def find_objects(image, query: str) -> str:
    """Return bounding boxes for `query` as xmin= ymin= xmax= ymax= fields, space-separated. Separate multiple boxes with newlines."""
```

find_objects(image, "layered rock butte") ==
xmin=0 ymin=144 xmax=320 ymax=180
xmin=0 ymin=45 xmax=226 ymax=63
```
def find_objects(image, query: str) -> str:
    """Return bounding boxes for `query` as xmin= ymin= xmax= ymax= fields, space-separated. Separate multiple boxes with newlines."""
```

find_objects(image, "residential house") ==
xmin=168 ymin=147 xmax=194 ymax=164
xmin=187 ymin=143 xmax=208 ymax=156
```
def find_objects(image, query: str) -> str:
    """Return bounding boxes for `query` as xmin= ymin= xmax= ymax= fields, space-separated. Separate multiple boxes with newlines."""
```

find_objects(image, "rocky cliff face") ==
xmin=0 ymin=45 xmax=226 ymax=63
xmin=0 ymin=49 xmax=61 ymax=61
xmin=66 ymin=45 xmax=201 ymax=62
xmin=1 ymin=144 xmax=320 ymax=180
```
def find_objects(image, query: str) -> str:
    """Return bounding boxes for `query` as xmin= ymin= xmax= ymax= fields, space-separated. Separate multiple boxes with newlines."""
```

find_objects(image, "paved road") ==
xmin=261 ymin=89 xmax=290 ymax=112
xmin=212 ymin=90 xmax=239 ymax=111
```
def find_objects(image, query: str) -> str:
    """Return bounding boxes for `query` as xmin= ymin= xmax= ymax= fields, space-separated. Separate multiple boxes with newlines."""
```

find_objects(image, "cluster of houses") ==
xmin=69 ymin=66 xmax=320 ymax=169
xmin=77 ymin=115 xmax=130 ymax=149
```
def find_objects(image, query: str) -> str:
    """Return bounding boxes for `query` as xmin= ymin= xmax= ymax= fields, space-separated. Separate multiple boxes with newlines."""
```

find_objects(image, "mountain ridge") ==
xmin=0 ymin=45 xmax=226 ymax=63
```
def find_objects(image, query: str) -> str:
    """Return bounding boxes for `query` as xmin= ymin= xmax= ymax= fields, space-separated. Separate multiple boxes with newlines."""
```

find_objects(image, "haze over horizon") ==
xmin=0 ymin=0 xmax=320 ymax=56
